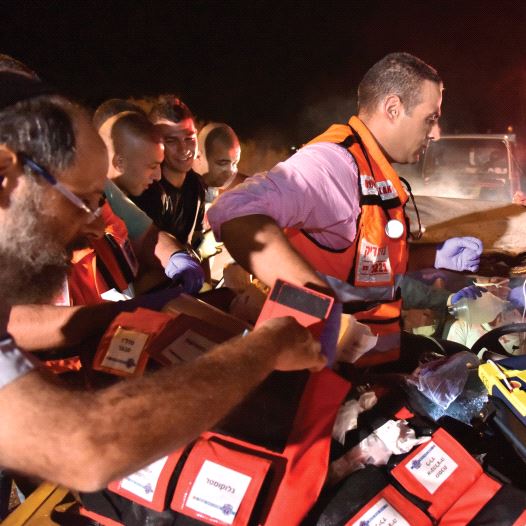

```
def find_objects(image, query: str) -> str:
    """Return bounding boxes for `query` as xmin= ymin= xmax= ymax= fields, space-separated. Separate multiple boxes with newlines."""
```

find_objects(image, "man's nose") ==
xmin=153 ymin=166 xmax=162 ymax=181
xmin=428 ymin=122 xmax=441 ymax=141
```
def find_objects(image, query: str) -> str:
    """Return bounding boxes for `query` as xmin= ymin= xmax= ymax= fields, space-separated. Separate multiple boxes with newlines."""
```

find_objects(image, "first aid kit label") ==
xmin=405 ymin=441 xmax=458 ymax=494
xmin=119 ymin=456 xmax=168 ymax=502
xmin=102 ymin=327 xmax=149 ymax=373
xmin=351 ymin=498 xmax=410 ymax=526
xmin=186 ymin=460 xmax=252 ymax=524
xmin=161 ymin=330 xmax=216 ymax=364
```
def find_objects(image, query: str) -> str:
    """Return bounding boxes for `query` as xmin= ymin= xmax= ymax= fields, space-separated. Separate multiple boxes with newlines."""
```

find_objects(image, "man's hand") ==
xmin=165 ymin=251 xmax=205 ymax=295
xmin=434 ymin=237 xmax=483 ymax=272
xmin=450 ymin=285 xmax=486 ymax=304
xmin=256 ymin=316 xmax=326 ymax=372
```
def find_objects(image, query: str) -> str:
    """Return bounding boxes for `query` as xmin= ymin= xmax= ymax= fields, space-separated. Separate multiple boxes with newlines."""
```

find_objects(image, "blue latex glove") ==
xmin=123 ymin=286 xmax=183 ymax=312
xmin=450 ymin=285 xmax=486 ymax=305
xmin=508 ymin=285 xmax=526 ymax=310
xmin=319 ymin=302 xmax=342 ymax=367
xmin=434 ymin=237 xmax=483 ymax=272
xmin=165 ymin=251 xmax=205 ymax=295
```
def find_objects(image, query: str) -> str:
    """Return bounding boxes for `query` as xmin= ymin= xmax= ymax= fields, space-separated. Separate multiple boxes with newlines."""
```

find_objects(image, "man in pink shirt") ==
xmin=208 ymin=52 xmax=483 ymax=367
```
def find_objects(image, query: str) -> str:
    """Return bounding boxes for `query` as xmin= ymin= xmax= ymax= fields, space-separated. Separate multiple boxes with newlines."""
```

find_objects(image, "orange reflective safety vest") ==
xmin=44 ymin=205 xmax=139 ymax=374
xmin=68 ymin=203 xmax=139 ymax=306
xmin=286 ymin=116 xmax=409 ymax=366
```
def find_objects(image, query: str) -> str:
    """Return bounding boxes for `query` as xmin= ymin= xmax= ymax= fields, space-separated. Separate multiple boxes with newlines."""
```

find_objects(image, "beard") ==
xmin=0 ymin=178 xmax=72 ymax=305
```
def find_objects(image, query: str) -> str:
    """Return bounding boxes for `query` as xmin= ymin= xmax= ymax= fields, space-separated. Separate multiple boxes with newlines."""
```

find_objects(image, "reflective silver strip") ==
xmin=324 ymin=273 xmax=404 ymax=303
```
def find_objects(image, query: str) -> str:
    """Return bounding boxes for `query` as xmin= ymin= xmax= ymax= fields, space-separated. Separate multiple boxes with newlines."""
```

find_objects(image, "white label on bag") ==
xmin=161 ymin=330 xmax=217 ymax=364
xmin=351 ymin=497 xmax=410 ymax=526
xmin=101 ymin=327 xmax=149 ymax=373
xmin=119 ymin=456 xmax=168 ymax=502
xmin=405 ymin=441 xmax=458 ymax=494
xmin=186 ymin=460 xmax=252 ymax=524
xmin=357 ymin=239 xmax=392 ymax=283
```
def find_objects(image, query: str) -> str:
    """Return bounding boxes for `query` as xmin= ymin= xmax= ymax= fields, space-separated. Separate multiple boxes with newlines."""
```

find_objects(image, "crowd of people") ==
xmin=0 ymin=50 xmax=524 ymax=524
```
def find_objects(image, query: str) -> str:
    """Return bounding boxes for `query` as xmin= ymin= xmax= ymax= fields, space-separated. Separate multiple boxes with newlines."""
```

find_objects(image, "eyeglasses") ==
xmin=19 ymin=152 xmax=106 ymax=223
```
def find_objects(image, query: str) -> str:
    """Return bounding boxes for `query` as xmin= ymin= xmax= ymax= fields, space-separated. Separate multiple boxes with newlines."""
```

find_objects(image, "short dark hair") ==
xmin=111 ymin=112 xmax=161 ymax=155
xmin=93 ymin=98 xmax=146 ymax=130
xmin=357 ymin=52 xmax=441 ymax=115
xmin=204 ymin=125 xmax=238 ymax=155
xmin=0 ymin=95 xmax=76 ymax=174
xmin=149 ymin=95 xmax=194 ymax=124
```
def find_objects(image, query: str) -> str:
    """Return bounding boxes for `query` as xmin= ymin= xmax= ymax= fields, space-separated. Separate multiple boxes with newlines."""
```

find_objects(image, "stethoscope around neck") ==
xmin=350 ymin=126 xmax=423 ymax=241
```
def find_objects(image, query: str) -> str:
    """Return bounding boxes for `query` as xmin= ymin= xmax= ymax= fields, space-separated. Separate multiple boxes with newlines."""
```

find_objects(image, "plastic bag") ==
xmin=408 ymin=351 xmax=479 ymax=409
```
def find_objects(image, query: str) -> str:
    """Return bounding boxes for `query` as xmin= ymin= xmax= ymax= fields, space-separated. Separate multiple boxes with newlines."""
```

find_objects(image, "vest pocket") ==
xmin=170 ymin=436 xmax=277 ymax=526
xmin=390 ymin=428 xmax=483 ymax=519
xmin=345 ymin=484 xmax=433 ymax=526
xmin=107 ymin=449 xmax=185 ymax=512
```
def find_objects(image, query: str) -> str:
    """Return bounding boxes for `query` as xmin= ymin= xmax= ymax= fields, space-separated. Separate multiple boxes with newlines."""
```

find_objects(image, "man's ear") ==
xmin=384 ymin=94 xmax=403 ymax=123
xmin=112 ymin=153 xmax=125 ymax=174
xmin=192 ymin=150 xmax=207 ymax=174
xmin=0 ymin=145 xmax=20 ymax=185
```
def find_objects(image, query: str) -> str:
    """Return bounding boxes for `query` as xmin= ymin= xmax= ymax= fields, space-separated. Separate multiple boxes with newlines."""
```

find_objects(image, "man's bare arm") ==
xmin=407 ymin=243 xmax=438 ymax=272
xmin=220 ymin=215 xmax=330 ymax=293
xmin=8 ymin=303 xmax=125 ymax=351
xmin=0 ymin=317 xmax=325 ymax=491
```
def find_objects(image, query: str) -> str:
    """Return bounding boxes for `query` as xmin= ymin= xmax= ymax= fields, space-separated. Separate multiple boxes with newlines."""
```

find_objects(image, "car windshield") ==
xmin=418 ymin=138 xmax=510 ymax=201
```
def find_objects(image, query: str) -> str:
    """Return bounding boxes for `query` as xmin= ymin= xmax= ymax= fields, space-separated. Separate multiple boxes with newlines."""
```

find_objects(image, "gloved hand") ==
xmin=165 ymin=251 xmax=205 ymax=295
xmin=508 ymin=285 xmax=526 ymax=310
xmin=122 ymin=286 xmax=184 ymax=312
xmin=434 ymin=237 xmax=483 ymax=272
xmin=320 ymin=302 xmax=342 ymax=367
xmin=450 ymin=285 xmax=486 ymax=305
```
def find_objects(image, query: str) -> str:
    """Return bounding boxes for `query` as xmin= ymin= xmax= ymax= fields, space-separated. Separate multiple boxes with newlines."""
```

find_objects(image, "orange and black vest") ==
xmin=286 ymin=116 xmax=409 ymax=366
xmin=68 ymin=203 xmax=139 ymax=306
xmin=43 ymin=205 xmax=139 ymax=374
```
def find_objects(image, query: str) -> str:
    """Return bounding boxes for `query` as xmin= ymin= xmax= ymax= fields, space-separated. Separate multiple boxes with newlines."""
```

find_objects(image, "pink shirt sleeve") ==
xmin=207 ymin=142 xmax=360 ymax=250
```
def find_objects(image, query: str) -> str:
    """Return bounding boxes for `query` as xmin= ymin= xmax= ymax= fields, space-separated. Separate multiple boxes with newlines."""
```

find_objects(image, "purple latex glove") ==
xmin=508 ymin=285 xmax=526 ymax=310
xmin=165 ymin=251 xmax=205 ymax=295
xmin=122 ymin=286 xmax=184 ymax=312
xmin=450 ymin=285 xmax=486 ymax=305
xmin=434 ymin=237 xmax=483 ymax=272
xmin=320 ymin=302 xmax=342 ymax=367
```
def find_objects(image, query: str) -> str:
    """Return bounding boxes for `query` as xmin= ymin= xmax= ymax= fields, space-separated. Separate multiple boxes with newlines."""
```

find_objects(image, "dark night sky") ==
xmin=2 ymin=0 xmax=526 ymax=147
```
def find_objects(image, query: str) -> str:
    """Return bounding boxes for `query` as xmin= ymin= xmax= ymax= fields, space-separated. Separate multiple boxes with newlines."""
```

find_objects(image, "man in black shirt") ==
xmin=132 ymin=96 xmax=205 ymax=251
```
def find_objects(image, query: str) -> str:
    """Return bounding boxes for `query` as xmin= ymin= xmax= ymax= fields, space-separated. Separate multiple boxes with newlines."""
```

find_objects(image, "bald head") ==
xmin=194 ymin=122 xmax=241 ymax=188
xmin=101 ymin=112 xmax=164 ymax=196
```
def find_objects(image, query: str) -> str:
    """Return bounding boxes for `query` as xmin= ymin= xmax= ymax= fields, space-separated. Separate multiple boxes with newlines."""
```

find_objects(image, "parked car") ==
xmin=399 ymin=133 xmax=524 ymax=201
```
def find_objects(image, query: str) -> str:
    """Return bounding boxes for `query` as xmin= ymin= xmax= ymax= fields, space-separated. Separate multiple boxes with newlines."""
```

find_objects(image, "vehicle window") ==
xmin=408 ymin=139 xmax=510 ymax=201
